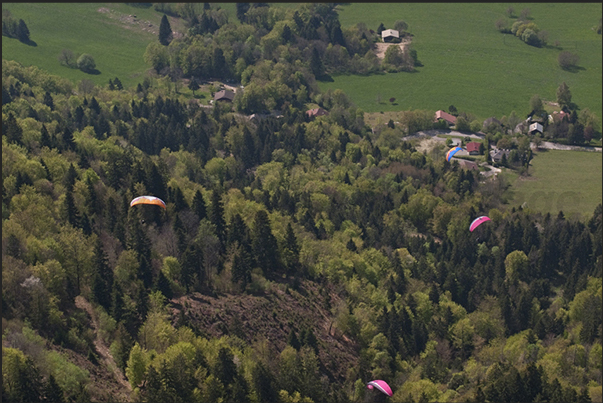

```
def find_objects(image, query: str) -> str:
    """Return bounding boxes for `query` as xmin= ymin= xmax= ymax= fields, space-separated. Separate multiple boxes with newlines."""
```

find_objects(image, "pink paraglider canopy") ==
xmin=367 ymin=380 xmax=393 ymax=397
xmin=469 ymin=216 xmax=491 ymax=232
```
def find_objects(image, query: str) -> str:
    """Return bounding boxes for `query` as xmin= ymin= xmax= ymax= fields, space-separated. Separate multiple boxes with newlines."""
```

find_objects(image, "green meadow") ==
xmin=322 ymin=3 xmax=602 ymax=122
xmin=509 ymin=150 xmax=603 ymax=219
xmin=1 ymin=3 xmax=176 ymax=88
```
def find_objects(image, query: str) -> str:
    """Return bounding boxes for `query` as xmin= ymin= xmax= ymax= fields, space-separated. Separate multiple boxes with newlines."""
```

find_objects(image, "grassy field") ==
xmin=508 ymin=150 xmax=602 ymax=219
xmin=1 ymin=3 xmax=182 ymax=89
xmin=2 ymin=3 xmax=601 ymax=124
xmin=321 ymin=3 xmax=602 ymax=122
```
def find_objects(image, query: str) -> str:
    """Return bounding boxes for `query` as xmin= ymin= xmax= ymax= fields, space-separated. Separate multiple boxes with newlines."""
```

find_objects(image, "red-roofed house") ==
xmin=434 ymin=110 xmax=457 ymax=126
xmin=551 ymin=110 xmax=568 ymax=122
xmin=306 ymin=107 xmax=328 ymax=118
xmin=466 ymin=141 xmax=481 ymax=155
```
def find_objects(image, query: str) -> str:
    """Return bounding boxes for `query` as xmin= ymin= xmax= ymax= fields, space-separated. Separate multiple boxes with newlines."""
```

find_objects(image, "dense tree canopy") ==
xmin=2 ymin=3 xmax=602 ymax=402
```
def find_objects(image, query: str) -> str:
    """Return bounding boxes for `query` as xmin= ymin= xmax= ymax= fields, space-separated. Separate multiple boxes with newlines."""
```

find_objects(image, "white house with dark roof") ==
xmin=529 ymin=122 xmax=543 ymax=135
xmin=381 ymin=29 xmax=399 ymax=42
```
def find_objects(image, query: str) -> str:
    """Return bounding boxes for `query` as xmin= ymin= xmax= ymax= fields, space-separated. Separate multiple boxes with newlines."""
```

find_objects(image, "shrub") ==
xmin=76 ymin=54 xmax=96 ymax=73
xmin=558 ymin=51 xmax=580 ymax=70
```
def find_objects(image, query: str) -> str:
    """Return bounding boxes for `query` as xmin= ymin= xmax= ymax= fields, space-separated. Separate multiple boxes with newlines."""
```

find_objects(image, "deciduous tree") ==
xmin=556 ymin=82 xmax=572 ymax=109
xmin=77 ymin=54 xmax=96 ymax=73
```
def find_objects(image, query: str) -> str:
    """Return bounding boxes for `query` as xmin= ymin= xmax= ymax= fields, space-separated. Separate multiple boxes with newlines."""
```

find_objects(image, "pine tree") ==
xmin=281 ymin=24 xmax=292 ymax=43
xmin=64 ymin=187 xmax=80 ymax=228
xmin=127 ymin=210 xmax=154 ymax=288
xmin=283 ymin=222 xmax=300 ymax=272
xmin=214 ymin=347 xmax=237 ymax=386
xmin=154 ymin=270 xmax=173 ymax=299
xmin=4 ymin=112 xmax=23 ymax=144
xmin=61 ymin=126 xmax=75 ymax=150
xmin=159 ymin=14 xmax=172 ymax=46
xmin=172 ymin=213 xmax=188 ymax=254
xmin=209 ymin=190 xmax=227 ymax=251
xmin=236 ymin=3 xmax=250 ymax=23
xmin=92 ymin=238 xmax=113 ymax=311
xmin=89 ymin=96 xmax=101 ymax=114
xmin=302 ymin=328 xmax=318 ymax=354
xmin=188 ymin=78 xmax=200 ymax=96
xmin=64 ymin=163 xmax=78 ymax=190
xmin=346 ymin=238 xmax=357 ymax=252
xmin=39 ymin=124 xmax=52 ymax=149
xmin=231 ymin=251 xmax=251 ymax=289
xmin=287 ymin=329 xmax=301 ymax=350
xmin=146 ymin=163 xmax=167 ymax=200
xmin=253 ymin=361 xmax=278 ymax=403
xmin=113 ymin=77 xmax=123 ymax=90
xmin=181 ymin=243 xmax=204 ymax=291
xmin=252 ymin=210 xmax=279 ymax=274
xmin=171 ymin=186 xmax=188 ymax=212
xmin=227 ymin=214 xmax=248 ymax=248
xmin=43 ymin=91 xmax=54 ymax=110
xmin=330 ymin=21 xmax=345 ymax=46
xmin=43 ymin=374 xmax=65 ymax=403
xmin=309 ymin=47 xmax=324 ymax=78
xmin=212 ymin=47 xmax=227 ymax=78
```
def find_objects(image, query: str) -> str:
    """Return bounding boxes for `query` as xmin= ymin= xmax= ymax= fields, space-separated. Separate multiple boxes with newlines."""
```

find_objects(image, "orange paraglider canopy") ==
xmin=130 ymin=195 xmax=167 ymax=209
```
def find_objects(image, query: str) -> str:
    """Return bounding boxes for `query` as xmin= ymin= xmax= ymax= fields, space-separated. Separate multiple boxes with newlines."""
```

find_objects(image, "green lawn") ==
xmin=2 ymin=3 xmax=169 ymax=89
xmin=509 ymin=150 xmax=602 ymax=219
xmin=321 ymin=3 xmax=602 ymax=122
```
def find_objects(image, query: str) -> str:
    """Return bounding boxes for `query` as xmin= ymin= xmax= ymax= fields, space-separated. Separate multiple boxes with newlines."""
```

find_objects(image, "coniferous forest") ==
xmin=2 ymin=3 xmax=602 ymax=403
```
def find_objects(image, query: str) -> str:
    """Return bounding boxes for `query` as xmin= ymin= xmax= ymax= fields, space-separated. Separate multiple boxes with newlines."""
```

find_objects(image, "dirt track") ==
xmin=75 ymin=296 xmax=132 ymax=400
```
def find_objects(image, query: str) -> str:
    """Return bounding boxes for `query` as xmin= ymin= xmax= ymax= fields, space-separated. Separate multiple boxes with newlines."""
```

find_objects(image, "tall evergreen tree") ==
xmin=214 ymin=347 xmax=237 ymax=386
xmin=43 ymin=374 xmax=65 ymax=403
xmin=43 ymin=91 xmax=54 ymax=110
xmin=251 ymin=210 xmax=279 ymax=275
xmin=181 ymin=242 xmax=204 ymax=291
xmin=192 ymin=190 xmax=207 ymax=220
xmin=309 ymin=46 xmax=324 ymax=78
xmin=212 ymin=47 xmax=227 ymax=78
xmin=113 ymin=77 xmax=123 ymax=90
xmin=236 ymin=3 xmax=250 ymax=23
xmin=61 ymin=126 xmax=75 ymax=151
xmin=127 ymin=209 xmax=154 ymax=288
xmin=64 ymin=187 xmax=80 ymax=228
xmin=283 ymin=222 xmax=300 ymax=272
xmin=253 ymin=361 xmax=278 ymax=403
xmin=231 ymin=251 xmax=252 ymax=290
xmin=92 ymin=238 xmax=113 ymax=312
xmin=4 ymin=112 xmax=23 ymax=144
xmin=209 ymin=190 xmax=227 ymax=251
xmin=158 ymin=14 xmax=172 ymax=46
xmin=39 ymin=124 xmax=52 ymax=148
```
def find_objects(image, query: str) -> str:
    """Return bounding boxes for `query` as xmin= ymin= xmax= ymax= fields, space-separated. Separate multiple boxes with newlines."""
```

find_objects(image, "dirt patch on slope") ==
xmin=97 ymin=7 xmax=182 ymax=39
xmin=374 ymin=38 xmax=412 ymax=59
xmin=170 ymin=279 xmax=359 ymax=383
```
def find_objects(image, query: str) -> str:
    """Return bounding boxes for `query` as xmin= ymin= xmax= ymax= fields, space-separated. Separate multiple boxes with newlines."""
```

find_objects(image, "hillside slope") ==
xmin=170 ymin=279 xmax=359 ymax=383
